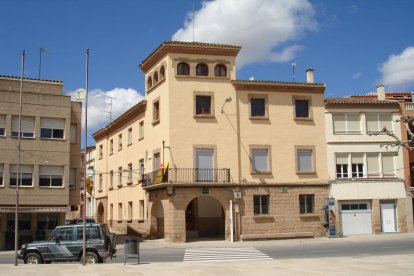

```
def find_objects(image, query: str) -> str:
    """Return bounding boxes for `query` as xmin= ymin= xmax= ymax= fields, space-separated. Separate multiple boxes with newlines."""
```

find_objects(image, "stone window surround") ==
xmin=295 ymin=145 xmax=316 ymax=174
xmin=249 ymin=145 xmax=272 ymax=175
xmin=146 ymin=62 xmax=167 ymax=94
xmin=292 ymin=95 xmax=313 ymax=121
xmin=173 ymin=58 xmax=231 ymax=80
xmin=152 ymin=97 xmax=160 ymax=126
xmin=193 ymin=91 xmax=215 ymax=118
xmin=193 ymin=144 xmax=218 ymax=170
xmin=248 ymin=94 xmax=269 ymax=120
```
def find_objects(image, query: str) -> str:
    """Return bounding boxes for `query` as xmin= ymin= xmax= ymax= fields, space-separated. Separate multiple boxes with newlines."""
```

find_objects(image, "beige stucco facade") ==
xmin=0 ymin=76 xmax=81 ymax=250
xmin=94 ymin=42 xmax=329 ymax=242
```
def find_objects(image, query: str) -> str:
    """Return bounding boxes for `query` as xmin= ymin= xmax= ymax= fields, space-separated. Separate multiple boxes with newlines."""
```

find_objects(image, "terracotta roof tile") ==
xmin=0 ymin=75 xmax=63 ymax=83
xmin=324 ymin=97 xmax=399 ymax=105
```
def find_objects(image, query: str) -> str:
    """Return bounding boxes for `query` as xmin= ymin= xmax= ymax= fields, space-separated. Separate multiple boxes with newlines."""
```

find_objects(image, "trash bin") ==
xmin=124 ymin=239 xmax=140 ymax=265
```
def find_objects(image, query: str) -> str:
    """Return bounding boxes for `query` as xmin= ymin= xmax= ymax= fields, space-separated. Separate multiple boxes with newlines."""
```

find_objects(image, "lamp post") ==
xmin=82 ymin=48 xmax=89 ymax=266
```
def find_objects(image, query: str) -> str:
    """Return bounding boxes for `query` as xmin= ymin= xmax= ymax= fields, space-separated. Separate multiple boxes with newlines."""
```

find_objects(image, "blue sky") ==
xmin=1 ymin=0 xmax=414 ymax=145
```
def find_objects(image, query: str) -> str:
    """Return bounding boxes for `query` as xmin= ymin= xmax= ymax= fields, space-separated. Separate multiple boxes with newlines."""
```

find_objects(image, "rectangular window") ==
xmin=195 ymin=95 xmax=212 ymax=115
xmin=69 ymin=168 xmax=76 ymax=189
xmin=153 ymin=153 xmax=160 ymax=172
xmin=127 ymin=163 xmax=133 ymax=183
xmin=0 ymin=115 xmax=6 ymax=137
xmin=296 ymin=148 xmax=314 ymax=173
xmin=118 ymin=167 xmax=122 ymax=186
xmin=366 ymin=114 xmax=392 ymax=134
xmin=128 ymin=128 xmax=132 ymax=145
xmin=139 ymin=121 xmax=144 ymax=140
xmin=109 ymin=139 xmax=113 ymax=154
xmin=195 ymin=148 xmax=214 ymax=182
xmin=351 ymin=154 xmax=364 ymax=178
xmin=118 ymin=203 xmax=122 ymax=222
xmin=99 ymin=145 xmax=103 ymax=159
xmin=251 ymin=148 xmax=269 ymax=172
xmin=250 ymin=98 xmax=266 ymax=117
xmin=139 ymin=159 xmax=144 ymax=182
xmin=382 ymin=154 xmax=394 ymax=177
xmin=139 ymin=200 xmax=145 ymax=220
xmin=70 ymin=124 xmax=77 ymax=143
xmin=336 ymin=154 xmax=349 ymax=178
xmin=367 ymin=153 xmax=380 ymax=177
xmin=253 ymin=195 xmax=269 ymax=215
xmin=99 ymin=174 xmax=103 ymax=191
xmin=333 ymin=114 xmax=361 ymax=134
xmin=295 ymin=99 xmax=309 ymax=118
xmin=39 ymin=166 xmax=64 ymax=187
xmin=118 ymin=134 xmax=122 ymax=151
xmin=128 ymin=201 xmax=133 ymax=221
xmin=153 ymin=100 xmax=160 ymax=123
xmin=109 ymin=204 xmax=113 ymax=221
xmin=299 ymin=194 xmax=314 ymax=214
xmin=110 ymin=170 xmax=114 ymax=189
xmin=40 ymin=118 xmax=65 ymax=139
xmin=0 ymin=164 xmax=3 ymax=186
xmin=12 ymin=116 xmax=35 ymax=138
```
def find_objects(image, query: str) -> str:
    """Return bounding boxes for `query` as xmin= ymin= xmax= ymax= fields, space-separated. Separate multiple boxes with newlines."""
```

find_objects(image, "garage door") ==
xmin=340 ymin=202 xmax=372 ymax=236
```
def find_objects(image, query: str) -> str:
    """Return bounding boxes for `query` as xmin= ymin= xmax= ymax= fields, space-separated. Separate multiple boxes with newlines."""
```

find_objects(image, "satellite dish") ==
xmin=75 ymin=88 xmax=86 ymax=100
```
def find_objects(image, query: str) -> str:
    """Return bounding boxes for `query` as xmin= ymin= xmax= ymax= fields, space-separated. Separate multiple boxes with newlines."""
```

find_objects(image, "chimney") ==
xmin=306 ymin=69 xmax=314 ymax=83
xmin=377 ymin=84 xmax=385 ymax=101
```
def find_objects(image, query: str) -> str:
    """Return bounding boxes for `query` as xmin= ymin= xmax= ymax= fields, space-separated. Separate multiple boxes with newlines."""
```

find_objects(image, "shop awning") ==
xmin=0 ymin=206 xmax=67 ymax=213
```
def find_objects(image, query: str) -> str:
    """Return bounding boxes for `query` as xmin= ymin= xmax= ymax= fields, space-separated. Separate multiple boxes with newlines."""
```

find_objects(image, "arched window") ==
xmin=154 ymin=72 xmax=159 ymax=83
xmin=147 ymin=76 xmax=152 ymax=89
xmin=177 ymin=62 xmax=190 ymax=75
xmin=196 ymin=63 xmax=209 ymax=76
xmin=160 ymin=66 xmax=165 ymax=79
xmin=215 ymin=64 xmax=227 ymax=77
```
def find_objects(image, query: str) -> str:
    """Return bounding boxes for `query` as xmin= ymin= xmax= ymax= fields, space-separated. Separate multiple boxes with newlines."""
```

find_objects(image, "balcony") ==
xmin=142 ymin=168 xmax=231 ymax=187
xmin=404 ymin=102 xmax=414 ymax=111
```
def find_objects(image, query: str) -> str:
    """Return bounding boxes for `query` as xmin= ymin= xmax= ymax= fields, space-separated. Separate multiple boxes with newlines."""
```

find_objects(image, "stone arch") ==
xmin=150 ymin=200 xmax=164 ymax=239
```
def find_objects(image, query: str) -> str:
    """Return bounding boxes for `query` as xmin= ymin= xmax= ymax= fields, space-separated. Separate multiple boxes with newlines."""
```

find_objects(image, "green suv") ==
xmin=18 ymin=223 xmax=116 ymax=264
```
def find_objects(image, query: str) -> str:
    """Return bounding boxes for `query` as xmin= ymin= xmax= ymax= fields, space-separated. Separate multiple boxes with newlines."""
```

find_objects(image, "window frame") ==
xmin=152 ymin=98 xmax=160 ymax=125
xmin=249 ymin=94 xmax=268 ymax=119
xmin=10 ymin=165 xmax=33 ymax=187
xmin=109 ymin=170 xmax=114 ymax=189
xmin=0 ymin=115 xmax=5 ymax=137
xmin=295 ymin=146 xmax=316 ymax=174
xmin=11 ymin=116 xmax=35 ymax=138
xmin=128 ymin=128 xmax=133 ymax=146
xmin=250 ymin=146 xmax=271 ymax=174
xmin=293 ymin=96 xmax=312 ymax=120
xmin=214 ymin=64 xmax=227 ymax=77
xmin=196 ymin=63 xmax=209 ymax=76
xmin=127 ymin=163 xmax=133 ymax=184
xmin=118 ymin=166 xmax=123 ymax=187
xmin=299 ymin=194 xmax=315 ymax=214
xmin=40 ymin=118 xmax=65 ymax=140
xmin=99 ymin=145 xmax=103 ymax=159
xmin=253 ymin=195 xmax=270 ymax=215
xmin=177 ymin=62 xmax=190 ymax=76
xmin=139 ymin=121 xmax=144 ymax=140
xmin=98 ymin=174 xmax=103 ymax=191
xmin=0 ymin=164 xmax=4 ymax=186
xmin=39 ymin=166 xmax=64 ymax=188
xmin=118 ymin=134 xmax=122 ymax=151
xmin=332 ymin=113 xmax=362 ymax=135
xmin=366 ymin=113 xmax=393 ymax=134
xmin=109 ymin=139 xmax=113 ymax=155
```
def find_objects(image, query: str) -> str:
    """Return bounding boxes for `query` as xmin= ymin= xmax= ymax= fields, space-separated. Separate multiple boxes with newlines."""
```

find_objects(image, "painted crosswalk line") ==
xmin=183 ymin=247 xmax=273 ymax=263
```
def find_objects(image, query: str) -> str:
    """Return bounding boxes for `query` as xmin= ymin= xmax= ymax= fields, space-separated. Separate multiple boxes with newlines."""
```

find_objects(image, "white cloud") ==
xmin=68 ymin=88 xmax=144 ymax=131
xmin=352 ymin=72 xmax=362 ymax=79
xmin=172 ymin=0 xmax=317 ymax=67
xmin=380 ymin=47 xmax=414 ymax=89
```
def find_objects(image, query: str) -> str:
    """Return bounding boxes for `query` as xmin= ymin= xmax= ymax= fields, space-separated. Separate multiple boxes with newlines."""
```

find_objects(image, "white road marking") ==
xmin=183 ymin=247 xmax=273 ymax=263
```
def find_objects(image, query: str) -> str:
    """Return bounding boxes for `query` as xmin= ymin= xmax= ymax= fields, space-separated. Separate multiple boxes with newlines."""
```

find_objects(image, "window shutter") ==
xmin=252 ymin=149 xmax=268 ymax=171
xmin=70 ymin=124 xmax=77 ymax=143
xmin=379 ymin=114 xmax=392 ymax=131
xmin=336 ymin=154 xmax=348 ymax=165
xmin=0 ymin=115 xmax=5 ymax=128
xmin=41 ymin=118 xmax=65 ymax=129
xmin=351 ymin=154 xmax=364 ymax=164
xmin=333 ymin=114 xmax=346 ymax=133
xmin=382 ymin=154 xmax=394 ymax=176
xmin=297 ymin=149 xmax=313 ymax=171
xmin=367 ymin=154 xmax=380 ymax=176
xmin=39 ymin=166 xmax=64 ymax=175
xmin=347 ymin=114 xmax=361 ymax=132
xmin=10 ymin=165 xmax=33 ymax=173
xmin=0 ymin=164 xmax=3 ymax=172
xmin=366 ymin=114 xmax=378 ymax=132
xmin=12 ymin=116 xmax=34 ymax=133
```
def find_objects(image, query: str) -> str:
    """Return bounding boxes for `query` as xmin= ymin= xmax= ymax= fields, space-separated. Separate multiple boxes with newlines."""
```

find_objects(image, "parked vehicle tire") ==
xmin=82 ymin=252 xmax=99 ymax=264
xmin=24 ymin=252 xmax=42 ymax=264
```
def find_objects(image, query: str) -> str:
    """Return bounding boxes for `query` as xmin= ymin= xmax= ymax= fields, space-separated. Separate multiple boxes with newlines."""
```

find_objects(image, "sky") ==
xmin=1 ymin=0 xmax=413 ymax=146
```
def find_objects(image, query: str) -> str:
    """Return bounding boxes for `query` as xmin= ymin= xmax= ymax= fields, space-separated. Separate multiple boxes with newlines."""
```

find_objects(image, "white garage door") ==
xmin=340 ymin=202 xmax=372 ymax=236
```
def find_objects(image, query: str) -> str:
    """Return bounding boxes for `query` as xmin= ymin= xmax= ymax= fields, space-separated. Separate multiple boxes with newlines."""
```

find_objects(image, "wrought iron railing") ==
xmin=142 ymin=168 xmax=231 ymax=187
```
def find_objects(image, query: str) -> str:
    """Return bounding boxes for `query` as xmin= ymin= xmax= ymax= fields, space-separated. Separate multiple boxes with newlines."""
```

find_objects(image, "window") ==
xmin=154 ymin=72 xmax=158 ymax=83
xmin=0 ymin=164 xmax=3 ymax=186
xmin=177 ymin=62 xmax=190 ymax=75
xmin=139 ymin=200 xmax=145 ymax=220
xmin=99 ymin=174 xmax=103 ymax=191
xmin=110 ymin=139 xmax=113 ymax=154
xmin=299 ymin=194 xmax=314 ymax=214
xmin=214 ymin=64 xmax=227 ymax=77
xmin=109 ymin=204 xmax=113 ymax=221
xmin=332 ymin=114 xmax=361 ymax=134
xmin=10 ymin=165 xmax=33 ymax=186
xmin=127 ymin=163 xmax=133 ymax=184
xmin=367 ymin=153 xmax=380 ymax=177
xmin=251 ymin=148 xmax=269 ymax=173
xmin=118 ymin=167 xmax=122 ymax=187
xmin=0 ymin=115 xmax=6 ymax=137
xmin=69 ymin=168 xmax=76 ymax=189
xmin=70 ymin=124 xmax=77 ymax=143
xmin=294 ymin=99 xmax=310 ymax=119
xmin=139 ymin=121 xmax=144 ymax=140
xmin=153 ymin=100 xmax=160 ymax=123
xmin=147 ymin=76 xmax=152 ymax=89
xmin=195 ymin=95 xmax=212 ymax=116
xmin=250 ymin=98 xmax=266 ymax=118
xmin=153 ymin=153 xmax=160 ymax=172
xmin=12 ymin=116 xmax=35 ymax=138
xmin=128 ymin=201 xmax=133 ymax=221
xmin=160 ymin=66 xmax=165 ymax=79
xmin=351 ymin=154 xmax=364 ymax=178
xmin=118 ymin=134 xmax=122 ymax=151
xmin=109 ymin=170 xmax=114 ymax=189
xmin=139 ymin=159 xmax=144 ymax=182
xmin=296 ymin=148 xmax=314 ymax=173
xmin=99 ymin=145 xmax=103 ymax=159
xmin=195 ymin=148 xmax=214 ymax=182
xmin=336 ymin=154 xmax=349 ymax=178
xmin=196 ymin=63 xmax=209 ymax=76
xmin=366 ymin=114 xmax=392 ymax=134
xmin=118 ymin=203 xmax=122 ymax=221
xmin=76 ymin=225 xmax=102 ymax=240
xmin=253 ymin=195 xmax=269 ymax=215
xmin=39 ymin=166 xmax=64 ymax=187
xmin=382 ymin=154 xmax=394 ymax=177
xmin=40 ymin=118 xmax=65 ymax=139
xmin=128 ymin=128 xmax=132 ymax=145
xmin=55 ymin=227 xmax=73 ymax=242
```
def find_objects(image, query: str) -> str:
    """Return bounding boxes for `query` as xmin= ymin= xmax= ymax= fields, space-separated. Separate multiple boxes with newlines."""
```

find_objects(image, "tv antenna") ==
xmin=102 ymin=95 xmax=116 ymax=123
xmin=74 ymin=88 xmax=86 ymax=101
xmin=292 ymin=63 xmax=296 ymax=82
xmin=38 ymin=48 xmax=50 ymax=79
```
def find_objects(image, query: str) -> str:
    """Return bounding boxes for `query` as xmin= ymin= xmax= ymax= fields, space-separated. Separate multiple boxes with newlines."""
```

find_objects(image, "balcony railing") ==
xmin=405 ymin=102 xmax=414 ymax=111
xmin=142 ymin=168 xmax=231 ymax=187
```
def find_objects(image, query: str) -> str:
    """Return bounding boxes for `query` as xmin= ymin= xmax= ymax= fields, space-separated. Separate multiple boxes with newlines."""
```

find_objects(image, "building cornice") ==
xmin=232 ymin=80 xmax=325 ymax=93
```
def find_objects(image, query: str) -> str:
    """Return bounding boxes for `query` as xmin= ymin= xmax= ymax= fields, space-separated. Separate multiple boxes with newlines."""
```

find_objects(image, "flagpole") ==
xmin=15 ymin=49 xmax=25 ymax=266
xmin=82 ymin=48 xmax=89 ymax=265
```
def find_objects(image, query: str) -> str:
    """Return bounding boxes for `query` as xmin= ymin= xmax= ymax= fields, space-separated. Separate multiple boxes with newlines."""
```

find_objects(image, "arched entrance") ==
xmin=97 ymin=202 xmax=104 ymax=223
xmin=186 ymin=195 xmax=225 ymax=241
xmin=151 ymin=201 xmax=164 ymax=239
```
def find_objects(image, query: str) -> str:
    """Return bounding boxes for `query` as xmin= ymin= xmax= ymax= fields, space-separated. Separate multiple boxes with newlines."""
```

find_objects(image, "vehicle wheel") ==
xmin=83 ymin=252 xmax=99 ymax=264
xmin=24 ymin=253 xmax=42 ymax=264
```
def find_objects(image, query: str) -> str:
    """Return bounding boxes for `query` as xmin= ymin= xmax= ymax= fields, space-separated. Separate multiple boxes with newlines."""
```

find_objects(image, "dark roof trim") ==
xmin=232 ymin=80 xmax=325 ymax=93
xmin=0 ymin=75 xmax=63 ymax=84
